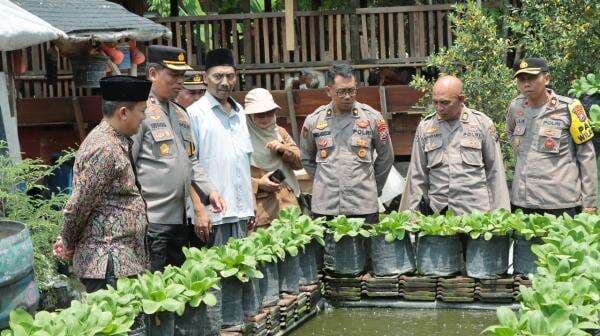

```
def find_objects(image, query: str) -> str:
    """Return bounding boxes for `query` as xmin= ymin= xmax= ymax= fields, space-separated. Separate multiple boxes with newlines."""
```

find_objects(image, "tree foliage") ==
xmin=410 ymin=1 xmax=517 ymax=124
xmin=508 ymin=0 xmax=600 ymax=95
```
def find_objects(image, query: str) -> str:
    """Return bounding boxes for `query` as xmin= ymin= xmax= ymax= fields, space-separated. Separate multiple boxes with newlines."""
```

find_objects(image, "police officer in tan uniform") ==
xmin=131 ymin=45 xmax=226 ymax=271
xmin=300 ymin=63 xmax=394 ymax=223
xmin=400 ymin=75 xmax=510 ymax=214
xmin=507 ymin=57 xmax=597 ymax=216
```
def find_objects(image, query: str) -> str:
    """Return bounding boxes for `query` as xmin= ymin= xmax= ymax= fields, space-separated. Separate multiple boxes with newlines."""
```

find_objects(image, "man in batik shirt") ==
xmin=53 ymin=76 xmax=152 ymax=292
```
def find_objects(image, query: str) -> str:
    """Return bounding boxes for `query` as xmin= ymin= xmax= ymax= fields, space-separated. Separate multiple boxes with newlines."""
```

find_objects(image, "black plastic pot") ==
xmin=370 ymin=235 xmax=416 ymax=276
xmin=128 ymin=314 xmax=147 ymax=336
xmin=278 ymin=254 xmax=300 ymax=294
xmin=174 ymin=306 xmax=203 ymax=336
xmin=513 ymin=235 xmax=542 ymax=276
xmin=416 ymin=235 xmax=462 ymax=276
xmin=147 ymin=312 xmax=175 ymax=336
xmin=199 ymin=290 xmax=222 ymax=336
xmin=465 ymin=235 xmax=510 ymax=279
xmin=324 ymin=232 xmax=366 ymax=276
xmin=258 ymin=262 xmax=279 ymax=307
xmin=299 ymin=243 xmax=319 ymax=285
xmin=220 ymin=277 xmax=243 ymax=328
xmin=242 ymin=278 xmax=260 ymax=317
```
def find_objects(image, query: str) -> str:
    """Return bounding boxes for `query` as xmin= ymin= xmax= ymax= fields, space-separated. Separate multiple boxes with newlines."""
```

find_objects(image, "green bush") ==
xmin=484 ymin=213 xmax=600 ymax=335
xmin=508 ymin=0 xmax=600 ymax=96
xmin=0 ymin=143 xmax=73 ymax=289
xmin=410 ymin=1 xmax=517 ymax=125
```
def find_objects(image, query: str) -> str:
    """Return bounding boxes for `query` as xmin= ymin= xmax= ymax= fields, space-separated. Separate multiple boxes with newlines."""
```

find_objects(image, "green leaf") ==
xmin=384 ymin=233 xmax=395 ymax=243
xmin=286 ymin=246 xmax=299 ymax=257
xmin=496 ymin=307 xmax=518 ymax=329
xmin=484 ymin=232 xmax=493 ymax=241
xmin=141 ymin=300 xmax=161 ymax=314
xmin=220 ymin=268 xmax=239 ymax=278
xmin=203 ymin=292 xmax=218 ymax=307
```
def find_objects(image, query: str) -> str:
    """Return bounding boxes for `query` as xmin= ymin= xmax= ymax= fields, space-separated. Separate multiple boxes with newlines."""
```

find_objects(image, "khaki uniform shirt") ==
xmin=132 ymin=93 xmax=215 ymax=225
xmin=400 ymin=106 xmax=510 ymax=214
xmin=300 ymin=102 xmax=394 ymax=215
xmin=507 ymin=90 xmax=597 ymax=209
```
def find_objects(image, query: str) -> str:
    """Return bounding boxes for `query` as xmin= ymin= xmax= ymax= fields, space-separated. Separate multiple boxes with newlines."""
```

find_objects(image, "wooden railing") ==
xmin=5 ymin=4 xmax=453 ymax=98
xmin=151 ymin=4 xmax=453 ymax=90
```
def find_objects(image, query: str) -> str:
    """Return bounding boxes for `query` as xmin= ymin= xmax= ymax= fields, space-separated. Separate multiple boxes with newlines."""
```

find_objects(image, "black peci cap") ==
xmin=205 ymin=48 xmax=235 ymax=70
xmin=100 ymin=75 xmax=152 ymax=102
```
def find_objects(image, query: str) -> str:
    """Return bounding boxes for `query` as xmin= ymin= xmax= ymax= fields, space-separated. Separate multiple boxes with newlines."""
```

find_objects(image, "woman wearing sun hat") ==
xmin=245 ymin=88 xmax=302 ymax=227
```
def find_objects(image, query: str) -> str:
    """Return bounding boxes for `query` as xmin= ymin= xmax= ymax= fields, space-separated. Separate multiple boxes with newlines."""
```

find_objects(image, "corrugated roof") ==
xmin=11 ymin=0 xmax=170 ymax=42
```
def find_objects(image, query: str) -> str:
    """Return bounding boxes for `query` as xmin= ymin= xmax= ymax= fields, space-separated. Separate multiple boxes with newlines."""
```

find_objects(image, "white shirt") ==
xmin=187 ymin=92 xmax=254 ymax=224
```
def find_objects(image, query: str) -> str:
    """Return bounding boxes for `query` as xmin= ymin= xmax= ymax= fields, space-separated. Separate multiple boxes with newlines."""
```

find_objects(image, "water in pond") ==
xmin=289 ymin=308 xmax=498 ymax=336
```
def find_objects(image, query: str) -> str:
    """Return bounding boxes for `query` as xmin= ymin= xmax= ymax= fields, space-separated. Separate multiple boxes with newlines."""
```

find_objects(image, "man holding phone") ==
xmin=245 ymin=88 xmax=303 ymax=227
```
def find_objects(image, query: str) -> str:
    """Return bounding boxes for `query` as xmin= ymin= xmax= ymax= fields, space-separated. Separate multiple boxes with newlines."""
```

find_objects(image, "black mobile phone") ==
xmin=269 ymin=169 xmax=286 ymax=183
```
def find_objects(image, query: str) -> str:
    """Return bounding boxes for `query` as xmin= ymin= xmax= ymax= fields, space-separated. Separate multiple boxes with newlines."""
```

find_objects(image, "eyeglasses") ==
xmin=335 ymin=88 xmax=357 ymax=97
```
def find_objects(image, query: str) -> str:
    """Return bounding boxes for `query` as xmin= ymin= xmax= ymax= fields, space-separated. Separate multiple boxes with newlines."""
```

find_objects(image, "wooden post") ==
xmin=242 ymin=0 xmax=253 ymax=89
xmin=349 ymin=0 xmax=361 ymax=64
xmin=285 ymin=0 xmax=296 ymax=52
xmin=379 ymin=85 xmax=389 ymax=120
xmin=285 ymin=87 xmax=299 ymax=142
xmin=71 ymin=97 xmax=87 ymax=142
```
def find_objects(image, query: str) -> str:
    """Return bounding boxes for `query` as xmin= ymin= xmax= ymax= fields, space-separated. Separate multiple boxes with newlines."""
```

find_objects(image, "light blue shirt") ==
xmin=187 ymin=92 xmax=254 ymax=225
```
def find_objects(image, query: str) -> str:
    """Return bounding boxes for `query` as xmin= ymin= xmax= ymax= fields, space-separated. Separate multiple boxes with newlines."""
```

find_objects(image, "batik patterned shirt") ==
xmin=62 ymin=120 xmax=148 ymax=279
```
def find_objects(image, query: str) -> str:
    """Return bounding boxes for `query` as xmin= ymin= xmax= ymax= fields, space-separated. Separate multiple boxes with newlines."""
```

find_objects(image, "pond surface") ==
xmin=289 ymin=308 xmax=498 ymax=336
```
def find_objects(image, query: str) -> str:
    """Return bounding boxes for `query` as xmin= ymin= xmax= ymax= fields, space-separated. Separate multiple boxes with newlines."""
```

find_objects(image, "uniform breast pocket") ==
xmin=351 ymin=136 xmax=372 ymax=163
xmin=424 ymin=136 xmax=444 ymax=169
xmin=460 ymin=137 xmax=483 ymax=167
xmin=315 ymin=134 xmax=334 ymax=163
xmin=537 ymin=126 xmax=562 ymax=154
xmin=181 ymin=130 xmax=196 ymax=158
xmin=150 ymin=128 xmax=176 ymax=158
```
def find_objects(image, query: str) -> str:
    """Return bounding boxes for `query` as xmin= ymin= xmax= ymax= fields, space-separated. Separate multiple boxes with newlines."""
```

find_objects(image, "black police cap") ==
xmin=514 ymin=57 xmax=549 ymax=78
xmin=147 ymin=45 xmax=192 ymax=71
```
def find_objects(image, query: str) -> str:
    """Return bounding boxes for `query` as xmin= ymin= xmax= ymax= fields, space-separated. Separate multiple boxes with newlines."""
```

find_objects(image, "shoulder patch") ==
xmin=568 ymin=100 xmax=594 ymax=144
xmin=555 ymin=94 xmax=574 ymax=105
xmin=423 ymin=112 xmax=437 ymax=120
xmin=307 ymin=104 xmax=330 ymax=119
xmin=358 ymin=102 xmax=379 ymax=114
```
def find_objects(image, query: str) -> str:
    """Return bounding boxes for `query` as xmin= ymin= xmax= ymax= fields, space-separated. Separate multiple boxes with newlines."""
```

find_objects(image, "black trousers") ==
xmin=511 ymin=204 xmax=581 ymax=217
xmin=147 ymin=223 xmax=204 ymax=272
xmin=80 ymin=254 xmax=118 ymax=293
xmin=312 ymin=213 xmax=379 ymax=224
